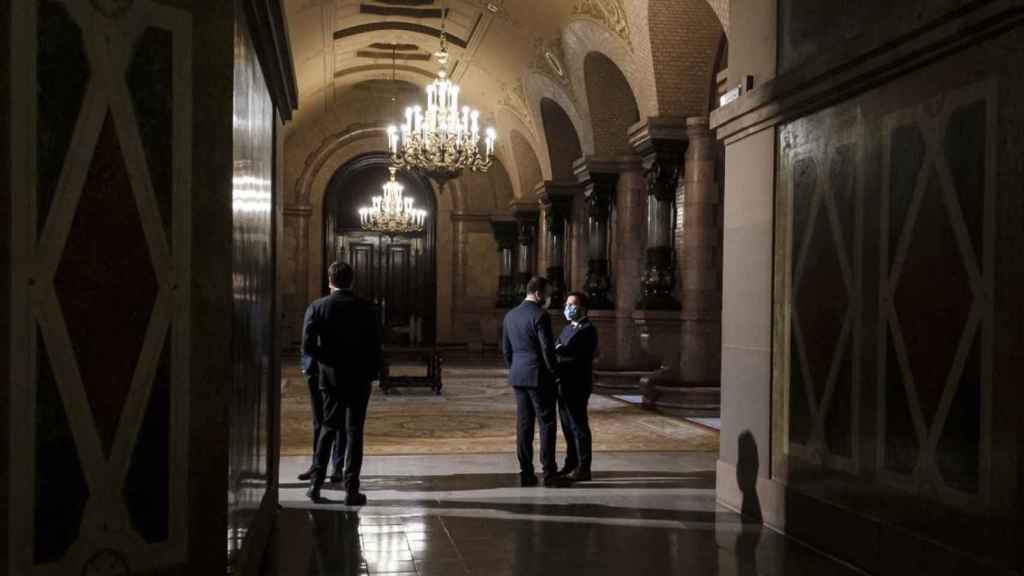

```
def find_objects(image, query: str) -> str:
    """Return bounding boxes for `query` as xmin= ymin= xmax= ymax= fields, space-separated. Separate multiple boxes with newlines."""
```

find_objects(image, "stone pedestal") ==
xmin=634 ymin=310 xmax=720 ymax=416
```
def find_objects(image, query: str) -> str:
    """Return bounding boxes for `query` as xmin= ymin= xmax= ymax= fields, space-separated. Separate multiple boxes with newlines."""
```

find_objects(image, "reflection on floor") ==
xmin=264 ymin=454 xmax=862 ymax=575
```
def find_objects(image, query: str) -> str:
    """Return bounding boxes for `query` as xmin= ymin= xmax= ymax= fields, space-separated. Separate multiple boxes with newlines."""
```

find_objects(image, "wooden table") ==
xmin=379 ymin=343 xmax=468 ymax=395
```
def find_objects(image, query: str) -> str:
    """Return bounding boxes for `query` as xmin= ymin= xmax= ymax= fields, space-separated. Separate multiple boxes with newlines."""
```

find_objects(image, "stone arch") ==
xmin=539 ymin=98 xmax=583 ymax=181
xmin=646 ymin=0 xmax=725 ymax=117
xmin=510 ymin=130 xmax=543 ymax=198
xmin=523 ymin=71 xmax=592 ymax=165
xmin=583 ymin=52 xmax=640 ymax=156
xmin=562 ymin=18 xmax=656 ymax=122
xmin=291 ymin=125 xmax=456 ymax=312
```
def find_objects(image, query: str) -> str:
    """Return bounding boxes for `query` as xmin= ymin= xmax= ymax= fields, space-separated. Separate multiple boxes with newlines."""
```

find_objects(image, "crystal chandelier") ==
xmin=387 ymin=14 xmax=496 ymax=181
xmin=358 ymin=167 xmax=428 ymax=236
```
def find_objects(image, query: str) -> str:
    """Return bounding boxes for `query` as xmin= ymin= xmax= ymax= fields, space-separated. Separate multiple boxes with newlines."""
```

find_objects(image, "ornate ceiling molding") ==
xmin=499 ymin=80 xmax=537 ymax=137
xmin=530 ymin=36 xmax=575 ymax=100
xmin=570 ymin=0 xmax=631 ymax=49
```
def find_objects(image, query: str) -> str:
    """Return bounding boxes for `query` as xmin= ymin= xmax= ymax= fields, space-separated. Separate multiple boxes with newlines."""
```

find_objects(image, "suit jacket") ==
xmin=302 ymin=289 xmax=383 ymax=385
xmin=300 ymin=303 xmax=317 ymax=376
xmin=556 ymin=319 xmax=598 ymax=391
xmin=502 ymin=299 xmax=558 ymax=389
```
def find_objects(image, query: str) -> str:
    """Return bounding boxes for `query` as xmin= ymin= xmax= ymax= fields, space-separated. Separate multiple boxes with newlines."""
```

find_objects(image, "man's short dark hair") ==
xmin=328 ymin=261 xmax=354 ymax=289
xmin=526 ymin=276 xmax=548 ymax=295
xmin=567 ymin=291 xmax=590 ymax=309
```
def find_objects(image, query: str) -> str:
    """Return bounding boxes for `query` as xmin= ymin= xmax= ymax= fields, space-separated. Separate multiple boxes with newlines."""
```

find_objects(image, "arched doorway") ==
xmin=321 ymin=153 xmax=437 ymax=344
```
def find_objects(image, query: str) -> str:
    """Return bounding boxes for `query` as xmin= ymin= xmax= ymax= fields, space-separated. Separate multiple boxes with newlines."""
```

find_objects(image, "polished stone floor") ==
xmin=263 ymin=453 xmax=863 ymax=575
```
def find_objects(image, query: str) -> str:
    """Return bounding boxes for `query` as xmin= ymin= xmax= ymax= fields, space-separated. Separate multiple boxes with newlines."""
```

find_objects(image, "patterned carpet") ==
xmin=280 ymin=360 xmax=719 ymax=456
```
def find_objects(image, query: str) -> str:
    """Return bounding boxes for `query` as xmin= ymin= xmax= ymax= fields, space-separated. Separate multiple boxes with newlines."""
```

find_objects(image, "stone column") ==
xmin=679 ymin=117 xmax=722 ymax=386
xmin=510 ymin=202 xmax=539 ymax=300
xmin=575 ymin=157 xmax=654 ymax=375
xmin=490 ymin=220 xmax=518 ymax=308
xmin=573 ymin=161 xmax=616 ymax=310
xmin=630 ymin=117 xmax=685 ymax=310
xmin=536 ymin=181 xmax=578 ymax=309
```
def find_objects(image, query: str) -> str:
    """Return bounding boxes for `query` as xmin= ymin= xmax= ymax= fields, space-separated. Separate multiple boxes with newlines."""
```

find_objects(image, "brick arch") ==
xmin=583 ymin=52 xmax=640 ymax=156
xmin=562 ymin=18 xmax=656 ymax=123
xmin=523 ymin=70 xmax=592 ymax=168
xmin=540 ymin=98 xmax=583 ymax=181
xmin=510 ymin=130 xmax=543 ymax=197
xmin=645 ymin=0 xmax=725 ymax=117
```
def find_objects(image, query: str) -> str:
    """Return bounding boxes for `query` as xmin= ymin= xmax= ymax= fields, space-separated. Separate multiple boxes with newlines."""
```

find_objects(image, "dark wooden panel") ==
xmin=385 ymin=244 xmax=411 ymax=326
xmin=349 ymin=242 xmax=376 ymax=300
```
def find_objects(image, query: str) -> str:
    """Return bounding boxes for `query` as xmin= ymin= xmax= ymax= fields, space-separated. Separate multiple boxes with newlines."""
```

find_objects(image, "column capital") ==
xmin=573 ymin=155 xmax=643 ymax=182
xmin=490 ymin=219 xmax=518 ymax=251
xmin=630 ymin=116 xmax=688 ymax=203
xmin=534 ymin=180 xmax=580 ymax=207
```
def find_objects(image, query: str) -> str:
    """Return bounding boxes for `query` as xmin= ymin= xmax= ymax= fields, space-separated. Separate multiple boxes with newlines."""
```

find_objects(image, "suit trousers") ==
xmin=306 ymin=370 xmax=343 ymax=473
xmin=514 ymin=385 xmax=558 ymax=477
xmin=557 ymin=383 xmax=592 ymax=470
xmin=313 ymin=367 xmax=371 ymax=494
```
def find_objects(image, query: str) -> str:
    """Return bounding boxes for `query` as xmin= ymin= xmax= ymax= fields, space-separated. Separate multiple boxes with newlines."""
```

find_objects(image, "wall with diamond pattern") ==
xmin=773 ymin=25 xmax=1023 ymax=575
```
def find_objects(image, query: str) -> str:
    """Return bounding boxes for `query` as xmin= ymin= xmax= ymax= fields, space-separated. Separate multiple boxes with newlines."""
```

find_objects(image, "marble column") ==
xmin=630 ymin=117 xmax=685 ymax=310
xmin=510 ymin=202 xmax=539 ymax=300
xmin=490 ymin=220 xmax=518 ymax=308
xmin=536 ymin=181 xmax=578 ymax=309
xmin=679 ymin=117 xmax=722 ymax=386
xmin=575 ymin=157 xmax=654 ymax=374
xmin=573 ymin=162 xmax=616 ymax=310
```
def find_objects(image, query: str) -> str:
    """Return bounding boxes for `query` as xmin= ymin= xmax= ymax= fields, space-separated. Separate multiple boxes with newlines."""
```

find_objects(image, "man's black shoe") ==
xmin=543 ymin=475 xmax=571 ymax=488
xmin=344 ymin=492 xmax=368 ymax=506
xmin=306 ymin=486 xmax=323 ymax=502
xmin=568 ymin=468 xmax=592 ymax=482
xmin=556 ymin=465 xmax=577 ymax=477
xmin=520 ymin=474 xmax=539 ymax=487
xmin=297 ymin=467 xmax=315 ymax=481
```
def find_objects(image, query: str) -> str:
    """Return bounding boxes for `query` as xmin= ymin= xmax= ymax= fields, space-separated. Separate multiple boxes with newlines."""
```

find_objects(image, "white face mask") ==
xmin=542 ymin=296 xmax=552 ymax=309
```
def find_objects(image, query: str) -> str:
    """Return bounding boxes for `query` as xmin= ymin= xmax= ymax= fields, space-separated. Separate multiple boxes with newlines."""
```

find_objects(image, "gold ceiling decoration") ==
xmin=499 ymin=81 xmax=537 ymax=136
xmin=531 ymin=37 xmax=574 ymax=97
xmin=571 ymin=0 xmax=632 ymax=49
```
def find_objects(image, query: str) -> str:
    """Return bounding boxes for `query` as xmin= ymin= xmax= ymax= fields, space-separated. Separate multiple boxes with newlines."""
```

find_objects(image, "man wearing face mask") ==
xmin=555 ymin=291 xmax=598 ymax=481
xmin=502 ymin=276 xmax=566 ymax=487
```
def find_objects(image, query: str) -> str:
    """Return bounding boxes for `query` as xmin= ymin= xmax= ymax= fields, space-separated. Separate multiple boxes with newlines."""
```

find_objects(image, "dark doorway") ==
xmin=322 ymin=153 xmax=437 ymax=345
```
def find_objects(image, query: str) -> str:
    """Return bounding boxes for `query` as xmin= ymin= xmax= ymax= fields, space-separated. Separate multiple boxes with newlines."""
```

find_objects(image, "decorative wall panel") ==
xmin=8 ymin=1 xmax=192 ymax=573
xmin=779 ymin=112 xmax=863 ymax=474
xmin=773 ymin=22 xmax=1020 ymax=569
xmin=227 ymin=11 xmax=276 ymax=568
xmin=878 ymin=82 xmax=995 ymax=505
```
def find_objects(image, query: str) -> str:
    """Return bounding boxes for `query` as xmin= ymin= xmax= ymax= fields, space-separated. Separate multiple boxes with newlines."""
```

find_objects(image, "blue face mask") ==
xmin=564 ymin=304 xmax=580 ymax=322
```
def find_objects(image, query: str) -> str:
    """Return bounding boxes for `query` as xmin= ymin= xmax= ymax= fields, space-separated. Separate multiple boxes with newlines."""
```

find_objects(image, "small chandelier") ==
xmin=358 ymin=167 xmax=428 ymax=236
xmin=387 ymin=13 xmax=496 ymax=181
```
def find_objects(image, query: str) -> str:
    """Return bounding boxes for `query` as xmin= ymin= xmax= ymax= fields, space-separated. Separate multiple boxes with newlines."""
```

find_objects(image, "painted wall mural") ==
xmin=8 ymin=0 xmax=192 ymax=573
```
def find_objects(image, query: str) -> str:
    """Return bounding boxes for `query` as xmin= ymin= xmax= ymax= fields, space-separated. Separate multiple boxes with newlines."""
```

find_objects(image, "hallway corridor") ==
xmin=265 ymin=453 xmax=860 ymax=576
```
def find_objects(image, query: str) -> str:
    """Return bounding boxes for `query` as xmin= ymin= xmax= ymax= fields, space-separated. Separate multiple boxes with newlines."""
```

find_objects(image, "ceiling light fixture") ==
xmin=386 ymin=5 xmax=496 ymax=181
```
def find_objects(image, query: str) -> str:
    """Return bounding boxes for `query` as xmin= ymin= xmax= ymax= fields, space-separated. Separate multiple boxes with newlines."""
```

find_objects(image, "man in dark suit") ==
xmin=296 ymin=320 xmax=344 ymax=483
xmin=302 ymin=261 xmax=383 ymax=505
xmin=555 ymin=291 xmax=598 ymax=481
xmin=502 ymin=276 xmax=566 ymax=487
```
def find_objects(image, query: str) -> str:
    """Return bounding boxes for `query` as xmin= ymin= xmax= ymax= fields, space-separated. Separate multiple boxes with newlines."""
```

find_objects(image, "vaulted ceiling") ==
xmin=286 ymin=0 xmax=587 ymax=130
